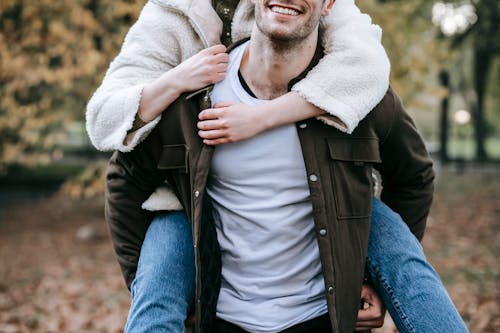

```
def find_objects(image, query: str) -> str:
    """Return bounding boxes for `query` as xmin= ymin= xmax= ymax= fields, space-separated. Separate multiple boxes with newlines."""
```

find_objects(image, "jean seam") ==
xmin=366 ymin=257 xmax=416 ymax=333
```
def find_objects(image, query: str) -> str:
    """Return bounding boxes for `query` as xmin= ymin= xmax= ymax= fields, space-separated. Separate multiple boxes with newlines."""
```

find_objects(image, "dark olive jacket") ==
xmin=105 ymin=82 xmax=434 ymax=332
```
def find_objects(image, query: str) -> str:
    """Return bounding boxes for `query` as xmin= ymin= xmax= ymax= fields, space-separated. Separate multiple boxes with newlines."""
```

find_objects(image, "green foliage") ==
xmin=0 ymin=0 xmax=144 ymax=172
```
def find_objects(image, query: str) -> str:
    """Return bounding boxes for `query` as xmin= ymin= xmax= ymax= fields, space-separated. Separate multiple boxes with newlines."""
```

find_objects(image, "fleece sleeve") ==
xmin=85 ymin=2 xmax=197 ymax=152
xmin=291 ymin=0 xmax=391 ymax=134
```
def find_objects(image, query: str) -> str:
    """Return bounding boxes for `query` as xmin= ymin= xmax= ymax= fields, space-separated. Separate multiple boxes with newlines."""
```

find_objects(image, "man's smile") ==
xmin=267 ymin=1 xmax=304 ymax=17
xmin=269 ymin=5 xmax=301 ymax=16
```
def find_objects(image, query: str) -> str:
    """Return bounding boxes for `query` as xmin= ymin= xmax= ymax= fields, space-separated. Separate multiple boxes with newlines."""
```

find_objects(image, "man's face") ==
xmin=252 ymin=0 xmax=334 ymax=43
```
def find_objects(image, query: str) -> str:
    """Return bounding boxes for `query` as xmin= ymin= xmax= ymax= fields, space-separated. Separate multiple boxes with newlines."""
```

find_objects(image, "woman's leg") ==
xmin=124 ymin=211 xmax=195 ymax=333
xmin=367 ymin=198 xmax=469 ymax=333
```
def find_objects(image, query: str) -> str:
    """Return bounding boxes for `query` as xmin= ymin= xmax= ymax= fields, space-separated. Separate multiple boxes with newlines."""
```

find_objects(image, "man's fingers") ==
xmin=355 ymin=323 xmax=384 ymax=331
xmin=356 ymin=326 xmax=383 ymax=330
xmin=357 ymin=305 xmax=384 ymax=321
xmin=357 ymin=319 xmax=384 ymax=326
xmin=356 ymin=285 xmax=385 ymax=330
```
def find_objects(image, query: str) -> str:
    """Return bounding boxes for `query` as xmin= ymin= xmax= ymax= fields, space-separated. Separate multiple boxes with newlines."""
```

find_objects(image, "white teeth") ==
xmin=271 ymin=6 xmax=299 ymax=16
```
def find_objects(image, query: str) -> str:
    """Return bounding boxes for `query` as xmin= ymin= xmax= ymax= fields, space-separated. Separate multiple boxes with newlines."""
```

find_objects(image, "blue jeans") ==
xmin=125 ymin=199 xmax=468 ymax=333
xmin=125 ymin=211 xmax=196 ymax=333
xmin=366 ymin=199 xmax=468 ymax=333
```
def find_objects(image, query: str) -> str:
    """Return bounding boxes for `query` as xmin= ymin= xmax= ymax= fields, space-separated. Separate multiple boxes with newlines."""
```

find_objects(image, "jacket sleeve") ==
xmin=86 ymin=1 xmax=192 ymax=152
xmin=291 ymin=0 xmax=391 ymax=134
xmin=376 ymin=90 xmax=435 ymax=241
xmin=105 ymin=127 xmax=166 ymax=288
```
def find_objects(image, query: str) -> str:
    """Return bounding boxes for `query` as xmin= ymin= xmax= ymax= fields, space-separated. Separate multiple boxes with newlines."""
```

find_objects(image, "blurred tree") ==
xmin=0 ymin=0 xmax=143 ymax=173
xmin=449 ymin=0 xmax=499 ymax=161
xmin=439 ymin=70 xmax=451 ymax=162
xmin=1 ymin=0 xmax=496 ymax=180
xmin=375 ymin=0 xmax=500 ymax=161
xmin=358 ymin=0 xmax=452 ymax=120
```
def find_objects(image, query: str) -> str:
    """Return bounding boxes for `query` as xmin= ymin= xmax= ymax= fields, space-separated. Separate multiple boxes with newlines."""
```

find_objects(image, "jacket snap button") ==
xmin=328 ymin=286 xmax=334 ymax=295
xmin=309 ymin=174 xmax=318 ymax=182
xmin=299 ymin=123 xmax=307 ymax=129
xmin=319 ymin=229 xmax=327 ymax=236
xmin=194 ymin=190 xmax=200 ymax=197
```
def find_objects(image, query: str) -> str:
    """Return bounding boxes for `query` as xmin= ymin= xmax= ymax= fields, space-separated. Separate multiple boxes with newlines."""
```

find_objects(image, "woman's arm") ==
xmin=137 ymin=45 xmax=228 ymax=123
xmin=292 ymin=0 xmax=390 ymax=133
xmin=197 ymin=92 xmax=326 ymax=145
xmin=198 ymin=0 xmax=390 ymax=144
xmin=86 ymin=1 xmax=227 ymax=152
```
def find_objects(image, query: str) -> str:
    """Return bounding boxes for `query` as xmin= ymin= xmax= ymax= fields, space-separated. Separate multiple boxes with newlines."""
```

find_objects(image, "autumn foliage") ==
xmin=1 ymin=0 xmax=494 ymax=175
xmin=0 ymin=0 xmax=144 ymax=171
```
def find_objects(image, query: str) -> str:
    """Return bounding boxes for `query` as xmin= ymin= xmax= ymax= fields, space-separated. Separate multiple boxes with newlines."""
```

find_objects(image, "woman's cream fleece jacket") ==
xmin=86 ymin=0 xmax=390 ymax=211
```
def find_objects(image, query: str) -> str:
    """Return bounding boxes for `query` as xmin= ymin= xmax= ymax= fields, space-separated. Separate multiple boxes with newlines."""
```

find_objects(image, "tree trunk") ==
xmin=472 ymin=38 xmax=492 ymax=162
xmin=470 ymin=0 xmax=499 ymax=161
xmin=439 ymin=70 xmax=450 ymax=163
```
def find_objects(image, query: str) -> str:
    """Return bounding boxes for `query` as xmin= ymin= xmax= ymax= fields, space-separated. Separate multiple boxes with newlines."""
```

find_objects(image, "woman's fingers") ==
xmin=197 ymin=119 xmax=226 ymax=131
xmin=197 ymin=129 xmax=227 ymax=140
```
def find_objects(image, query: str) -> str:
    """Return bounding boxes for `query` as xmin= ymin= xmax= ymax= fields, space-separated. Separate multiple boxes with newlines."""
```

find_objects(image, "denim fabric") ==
xmin=124 ymin=211 xmax=195 ymax=333
xmin=367 ymin=198 xmax=469 ymax=333
xmin=125 ymin=200 xmax=468 ymax=333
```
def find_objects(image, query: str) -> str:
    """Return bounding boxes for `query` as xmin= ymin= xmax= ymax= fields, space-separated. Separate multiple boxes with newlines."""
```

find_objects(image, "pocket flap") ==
xmin=327 ymin=137 xmax=381 ymax=163
xmin=158 ymin=144 xmax=188 ymax=172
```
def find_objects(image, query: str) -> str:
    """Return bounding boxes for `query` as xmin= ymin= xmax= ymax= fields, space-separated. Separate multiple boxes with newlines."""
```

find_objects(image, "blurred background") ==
xmin=0 ymin=0 xmax=498 ymax=332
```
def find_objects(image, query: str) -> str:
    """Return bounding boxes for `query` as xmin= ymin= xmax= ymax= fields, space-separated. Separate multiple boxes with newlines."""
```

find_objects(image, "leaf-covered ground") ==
xmin=1 ymin=168 xmax=498 ymax=333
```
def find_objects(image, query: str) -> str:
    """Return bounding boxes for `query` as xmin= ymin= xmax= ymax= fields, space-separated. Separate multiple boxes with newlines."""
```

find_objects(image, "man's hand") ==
xmin=355 ymin=283 xmax=385 ymax=331
xmin=197 ymin=102 xmax=267 ymax=145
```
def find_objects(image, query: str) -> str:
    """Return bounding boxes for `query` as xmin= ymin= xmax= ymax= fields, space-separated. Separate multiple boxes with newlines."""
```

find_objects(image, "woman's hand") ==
xmin=197 ymin=92 xmax=325 ymax=145
xmin=172 ymin=44 xmax=229 ymax=92
xmin=139 ymin=45 xmax=229 ymax=122
xmin=197 ymin=102 xmax=267 ymax=145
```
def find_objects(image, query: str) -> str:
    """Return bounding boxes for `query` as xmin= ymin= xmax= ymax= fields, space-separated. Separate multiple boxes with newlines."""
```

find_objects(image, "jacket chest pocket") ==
xmin=157 ymin=144 xmax=191 ymax=211
xmin=327 ymin=138 xmax=381 ymax=220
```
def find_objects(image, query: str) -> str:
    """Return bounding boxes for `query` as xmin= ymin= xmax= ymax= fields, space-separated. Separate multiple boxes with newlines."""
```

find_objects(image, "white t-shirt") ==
xmin=208 ymin=41 xmax=327 ymax=333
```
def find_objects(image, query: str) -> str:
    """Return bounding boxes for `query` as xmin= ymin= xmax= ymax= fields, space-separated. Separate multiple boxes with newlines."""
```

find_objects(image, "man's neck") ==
xmin=239 ymin=29 xmax=319 ymax=100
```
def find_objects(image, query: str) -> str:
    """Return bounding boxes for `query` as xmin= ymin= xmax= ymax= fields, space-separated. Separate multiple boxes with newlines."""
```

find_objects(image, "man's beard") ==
xmin=254 ymin=0 xmax=321 ymax=48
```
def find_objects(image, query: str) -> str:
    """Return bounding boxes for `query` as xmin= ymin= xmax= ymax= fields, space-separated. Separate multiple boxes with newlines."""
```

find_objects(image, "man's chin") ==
xmin=266 ymin=32 xmax=298 ymax=44
xmin=264 ymin=23 xmax=300 ymax=39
